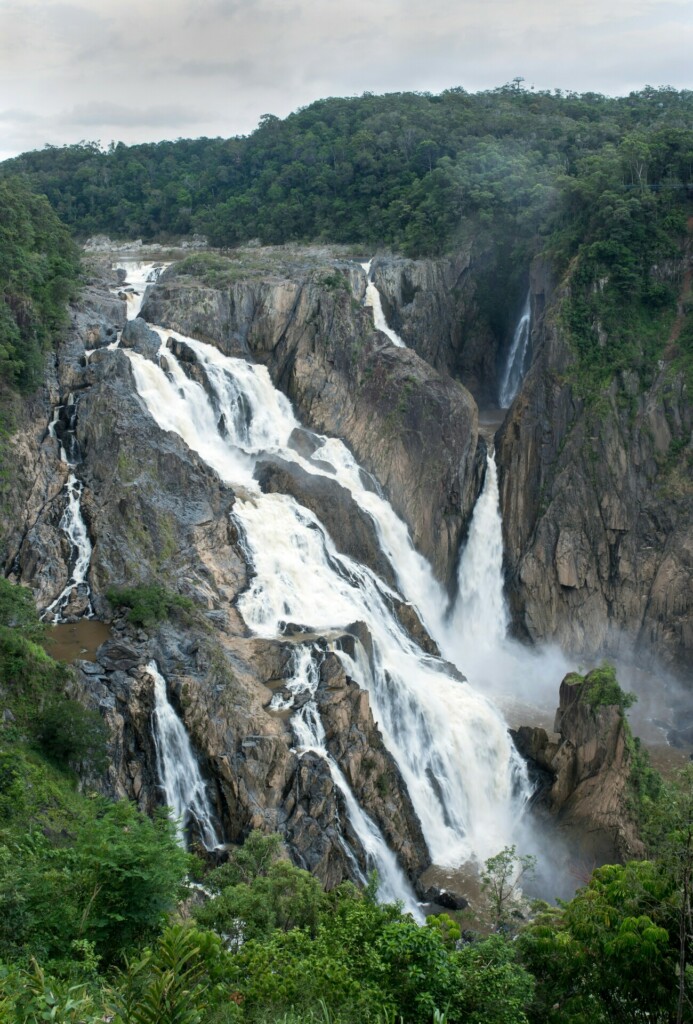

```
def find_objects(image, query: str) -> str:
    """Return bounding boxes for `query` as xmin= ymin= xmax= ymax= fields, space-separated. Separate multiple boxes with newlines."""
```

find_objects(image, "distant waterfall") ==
xmin=499 ymin=292 xmax=531 ymax=408
xmin=447 ymin=453 xmax=508 ymax=657
xmin=148 ymin=660 xmax=222 ymax=850
xmin=127 ymin=328 xmax=531 ymax=877
xmin=272 ymin=646 xmax=422 ymax=919
xmin=42 ymin=398 xmax=93 ymax=622
xmin=115 ymin=261 xmax=167 ymax=320
xmin=360 ymin=260 xmax=407 ymax=348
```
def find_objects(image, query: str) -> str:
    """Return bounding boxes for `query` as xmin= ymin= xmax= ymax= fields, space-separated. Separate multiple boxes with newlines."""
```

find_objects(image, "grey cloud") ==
xmin=63 ymin=102 xmax=205 ymax=128
xmin=178 ymin=58 xmax=254 ymax=78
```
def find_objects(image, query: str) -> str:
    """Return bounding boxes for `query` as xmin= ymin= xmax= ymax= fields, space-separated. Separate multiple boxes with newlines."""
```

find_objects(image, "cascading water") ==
xmin=360 ymin=260 xmax=407 ymax=348
xmin=42 ymin=397 xmax=94 ymax=622
xmin=273 ymin=646 xmax=422 ymax=918
xmin=147 ymin=660 xmax=222 ymax=850
xmin=447 ymin=453 xmax=508 ymax=657
xmin=115 ymin=261 xmax=167 ymax=320
xmin=126 ymin=326 xmax=532 ymax=883
xmin=499 ymin=292 xmax=531 ymax=409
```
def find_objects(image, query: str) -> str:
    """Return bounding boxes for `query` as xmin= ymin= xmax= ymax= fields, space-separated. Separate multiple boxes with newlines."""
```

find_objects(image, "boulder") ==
xmin=120 ymin=317 xmax=161 ymax=359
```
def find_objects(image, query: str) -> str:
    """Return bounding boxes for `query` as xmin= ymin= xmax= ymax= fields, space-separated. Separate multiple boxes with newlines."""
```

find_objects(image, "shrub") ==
xmin=106 ymin=584 xmax=193 ymax=628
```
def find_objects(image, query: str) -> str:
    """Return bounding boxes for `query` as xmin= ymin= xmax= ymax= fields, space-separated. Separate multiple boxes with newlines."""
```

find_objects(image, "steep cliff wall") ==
xmin=369 ymin=246 xmax=521 ymax=407
xmin=141 ymin=257 xmax=484 ymax=590
xmin=497 ymin=260 xmax=692 ymax=679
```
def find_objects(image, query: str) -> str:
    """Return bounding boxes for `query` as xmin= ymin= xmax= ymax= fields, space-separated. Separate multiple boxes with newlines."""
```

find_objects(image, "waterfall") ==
xmin=360 ymin=260 xmax=407 ymax=348
xmin=115 ymin=261 xmax=167 ymax=320
xmin=42 ymin=398 xmax=93 ymax=622
xmin=273 ymin=646 xmax=422 ymax=919
xmin=147 ymin=660 xmax=222 ymax=850
xmin=499 ymin=292 xmax=531 ymax=409
xmin=126 ymin=328 xmax=532 ymax=880
xmin=447 ymin=453 xmax=508 ymax=656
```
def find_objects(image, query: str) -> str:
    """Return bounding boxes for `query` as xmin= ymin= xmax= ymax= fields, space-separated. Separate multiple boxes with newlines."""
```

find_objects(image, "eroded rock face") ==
xmin=370 ymin=251 xmax=500 ymax=405
xmin=497 ymin=259 xmax=693 ymax=678
xmin=141 ymin=262 xmax=483 ymax=590
xmin=512 ymin=671 xmax=644 ymax=864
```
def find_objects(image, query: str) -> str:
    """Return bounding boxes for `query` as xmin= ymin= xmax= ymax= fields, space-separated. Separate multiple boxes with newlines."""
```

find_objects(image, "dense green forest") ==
xmin=0 ymin=177 xmax=79 ymax=393
xmin=0 ymin=577 xmax=691 ymax=1023
xmin=3 ymin=84 xmax=692 ymax=397
xmin=3 ymin=85 xmax=693 ymax=256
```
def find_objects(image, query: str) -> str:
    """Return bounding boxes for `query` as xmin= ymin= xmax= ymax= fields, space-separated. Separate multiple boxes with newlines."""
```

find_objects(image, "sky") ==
xmin=0 ymin=0 xmax=692 ymax=162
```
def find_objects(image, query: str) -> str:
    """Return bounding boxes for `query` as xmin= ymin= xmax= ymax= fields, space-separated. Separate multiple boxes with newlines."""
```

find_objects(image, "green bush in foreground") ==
xmin=106 ymin=584 xmax=194 ymax=628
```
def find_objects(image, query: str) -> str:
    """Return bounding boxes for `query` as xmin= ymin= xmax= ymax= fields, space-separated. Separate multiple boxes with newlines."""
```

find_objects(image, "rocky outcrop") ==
xmin=120 ymin=317 xmax=161 ymax=359
xmin=141 ymin=259 xmax=483 ymax=590
xmin=315 ymin=649 xmax=430 ymax=878
xmin=512 ymin=670 xmax=644 ymax=864
xmin=497 ymin=259 xmax=693 ymax=678
xmin=370 ymin=251 xmax=495 ymax=404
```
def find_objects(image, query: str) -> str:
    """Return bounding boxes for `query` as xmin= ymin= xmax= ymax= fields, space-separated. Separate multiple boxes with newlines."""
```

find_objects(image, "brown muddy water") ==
xmin=44 ymin=620 xmax=112 ymax=663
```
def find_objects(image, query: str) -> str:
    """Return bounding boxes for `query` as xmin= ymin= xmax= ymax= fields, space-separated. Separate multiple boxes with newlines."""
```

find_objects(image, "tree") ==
xmin=481 ymin=845 xmax=536 ymax=931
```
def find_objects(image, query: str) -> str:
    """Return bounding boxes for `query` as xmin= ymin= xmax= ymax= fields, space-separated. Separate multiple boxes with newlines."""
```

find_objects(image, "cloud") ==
xmin=63 ymin=102 xmax=205 ymax=129
xmin=0 ymin=0 xmax=691 ymax=160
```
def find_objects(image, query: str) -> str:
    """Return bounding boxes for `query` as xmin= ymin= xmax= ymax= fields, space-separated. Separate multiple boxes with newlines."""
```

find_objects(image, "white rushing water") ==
xmin=126 ymin=328 xmax=532 ymax=882
xmin=147 ymin=660 xmax=222 ymax=850
xmin=43 ymin=399 xmax=94 ymax=622
xmin=499 ymin=292 xmax=531 ymax=409
xmin=447 ymin=453 xmax=508 ymax=657
xmin=114 ymin=261 xmax=168 ymax=320
xmin=274 ymin=646 xmax=422 ymax=919
xmin=361 ymin=260 xmax=407 ymax=348
xmin=42 ymin=474 xmax=94 ymax=622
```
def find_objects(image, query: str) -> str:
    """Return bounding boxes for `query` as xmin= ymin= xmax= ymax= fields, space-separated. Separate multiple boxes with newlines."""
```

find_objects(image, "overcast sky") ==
xmin=1 ymin=0 xmax=691 ymax=162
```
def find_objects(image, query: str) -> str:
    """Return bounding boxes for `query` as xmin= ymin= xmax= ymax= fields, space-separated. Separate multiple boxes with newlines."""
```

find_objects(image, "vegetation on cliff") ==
xmin=0 ymin=176 xmax=79 ymax=393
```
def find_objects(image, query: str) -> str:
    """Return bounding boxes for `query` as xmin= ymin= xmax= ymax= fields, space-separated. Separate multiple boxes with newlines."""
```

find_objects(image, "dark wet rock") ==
xmin=497 ymin=257 xmax=692 ymax=678
xmin=512 ymin=670 xmax=645 ymax=863
xmin=315 ymin=651 xmax=430 ymax=878
xmin=120 ymin=317 xmax=161 ymax=360
xmin=419 ymin=885 xmax=469 ymax=910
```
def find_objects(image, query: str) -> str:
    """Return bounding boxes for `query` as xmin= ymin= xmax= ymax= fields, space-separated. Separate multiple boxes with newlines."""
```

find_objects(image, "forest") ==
xmin=3 ymin=84 xmax=692 ymax=399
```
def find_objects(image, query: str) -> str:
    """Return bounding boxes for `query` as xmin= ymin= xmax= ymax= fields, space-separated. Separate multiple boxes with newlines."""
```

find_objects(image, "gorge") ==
xmin=3 ymin=236 xmax=688 ymax=920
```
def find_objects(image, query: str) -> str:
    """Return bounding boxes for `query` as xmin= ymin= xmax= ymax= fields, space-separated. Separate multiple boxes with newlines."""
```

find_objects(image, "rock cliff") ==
xmin=497 ymin=260 xmax=692 ymax=679
xmin=512 ymin=669 xmax=645 ymax=864
xmin=1 ymin=255 xmax=433 ymax=891
xmin=141 ymin=256 xmax=484 ymax=590
xmin=369 ymin=249 xmax=507 ymax=407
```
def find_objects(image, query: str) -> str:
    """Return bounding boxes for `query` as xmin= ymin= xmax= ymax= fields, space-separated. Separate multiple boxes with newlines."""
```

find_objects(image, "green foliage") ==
xmin=519 ymin=859 xmax=681 ymax=1023
xmin=481 ymin=845 xmax=536 ymax=931
xmin=453 ymin=935 xmax=533 ymax=1024
xmin=0 ymin=176 xmax=79 ymax=392
xmin=195 ymin=860 xmax=328 ymax=943
xmin=0 ymin=959 xmax=104 ymax=1023
xmin=106 ymin=584 xmax=194 ymax=628
xmin=0 ymin=797 xmax=188 ymax=966
xmin=35 ymin=697 xmax=108 ymax=773
xmin=578 ymin=663 xmax=637 ymax=711
xmin=2 ymin=86 xmax=691 ymax=402
xmin=0 ymin=578 xmax=45 ymax=642
xmin=110 ymin=924 xmax=237 ymax=1024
